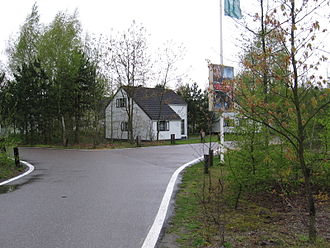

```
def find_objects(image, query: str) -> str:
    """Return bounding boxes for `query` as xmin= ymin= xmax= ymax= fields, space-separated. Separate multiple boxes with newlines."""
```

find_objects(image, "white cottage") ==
xmin=105 ymin=86 xmax=188 ymax=141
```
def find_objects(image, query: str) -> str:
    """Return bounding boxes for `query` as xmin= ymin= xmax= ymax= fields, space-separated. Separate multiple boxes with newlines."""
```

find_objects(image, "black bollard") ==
xmin=0 ymin=137 xmax=6 ymax=153
xmin=209 ymin=149 xmax=214 ymax=167
xmin=204 ymin=154 xmax=209 ymax=174
xmin=170 ymin=134 xmax=175 ymax=144
xmin=13 ymin=147 xmax=21 ymax=168
xmin=136 ymin=136 xmax=141 ymax=147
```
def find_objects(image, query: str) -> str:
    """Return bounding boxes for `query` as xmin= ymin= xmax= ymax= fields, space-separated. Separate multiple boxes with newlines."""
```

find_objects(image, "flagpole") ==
xmin=219 ymin=0 xmax=224 ymax=163
xmin=220 ymin=0 xmax=224 ymax=66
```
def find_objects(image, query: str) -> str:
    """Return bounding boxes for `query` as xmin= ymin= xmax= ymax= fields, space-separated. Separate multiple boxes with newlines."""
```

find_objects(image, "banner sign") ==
xmin=208 ymin=64 xmax=234 ymax=112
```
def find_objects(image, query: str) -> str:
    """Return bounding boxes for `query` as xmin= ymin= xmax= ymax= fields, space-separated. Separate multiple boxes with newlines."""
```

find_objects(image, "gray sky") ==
xmin=1 ymin=0 xmax=260 ymax=89
xmin=1 ymin=1 xmax=329 ymax=88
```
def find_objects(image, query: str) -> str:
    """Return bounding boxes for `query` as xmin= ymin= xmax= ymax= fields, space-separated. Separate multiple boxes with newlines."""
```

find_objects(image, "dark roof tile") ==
xmin=123 ymin=86 xmax=186 ymax=120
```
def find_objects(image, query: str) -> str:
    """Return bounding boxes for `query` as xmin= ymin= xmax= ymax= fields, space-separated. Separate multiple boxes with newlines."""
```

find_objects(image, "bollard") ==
xmin=209 ymin=149 xmax=214 ymax=167
xmin=170 ymin=134 xmax=175 ymax=144
xmin=0 ymin=137 xmax=6 ymax=153
xmin=204 ymin=154 xmax=209 ymax=174
xmin=13 ymin=147 xmax=21 ymax=168
xmin=136 ymin=136 xmax=141 ymax=147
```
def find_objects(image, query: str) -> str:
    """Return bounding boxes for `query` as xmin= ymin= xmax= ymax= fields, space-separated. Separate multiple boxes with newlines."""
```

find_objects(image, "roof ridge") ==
xmin=121 ymin=86 xmax=185 ymax=120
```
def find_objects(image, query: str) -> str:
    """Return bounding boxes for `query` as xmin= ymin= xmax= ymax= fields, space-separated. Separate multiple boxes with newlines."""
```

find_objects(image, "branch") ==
xmin=295 ymin=0 xmax=328 ymax=25
xmin=243 ymin=110 xmax=298 ymax=150
xmin=254 ymin=104 xmax=299 ymax=142
xmin=304 ymin=100 xmax=330 ymax=129
xmin=235 ymin=99 xmax=298 ymax=150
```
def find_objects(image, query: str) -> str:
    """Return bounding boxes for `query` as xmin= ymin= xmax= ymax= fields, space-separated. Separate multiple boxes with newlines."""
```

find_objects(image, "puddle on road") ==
xmin=0 ymin=185 xmax=20 ymax=194
xmin=0 ymin=175 xmax=43 ymax=195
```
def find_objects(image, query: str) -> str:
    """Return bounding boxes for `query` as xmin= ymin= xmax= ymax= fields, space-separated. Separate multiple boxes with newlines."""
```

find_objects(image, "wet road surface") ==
xmin=0 ymin=144 xmax=213 ymax=248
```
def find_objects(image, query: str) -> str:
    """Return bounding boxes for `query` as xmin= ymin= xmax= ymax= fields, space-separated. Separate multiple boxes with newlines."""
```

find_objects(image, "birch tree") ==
xmin=154 ymin=41 xmax=186 ymax=140
xmin=6 ymin=3 xmax=42 ymax=73
xmin=37 ymin=11 xmax=82 ymax=145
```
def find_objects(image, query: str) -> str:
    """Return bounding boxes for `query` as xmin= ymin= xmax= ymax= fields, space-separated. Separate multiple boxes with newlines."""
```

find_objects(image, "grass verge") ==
xmin=160 ymin=159 xmax=330 ymax=248
xmin=0 ymin=153 xmax=25 ymax=183
xmin=20 ymin=135 xmax=220 ymax=150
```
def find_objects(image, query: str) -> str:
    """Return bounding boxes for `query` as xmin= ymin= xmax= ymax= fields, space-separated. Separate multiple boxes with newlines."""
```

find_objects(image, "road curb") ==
xmin=141 ymin=155 xmax=204 ymax=248
xmin=0 ymin=160 xmax=35 ymax=186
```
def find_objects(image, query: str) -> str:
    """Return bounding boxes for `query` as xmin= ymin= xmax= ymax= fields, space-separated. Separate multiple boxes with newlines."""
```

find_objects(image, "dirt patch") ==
xmin=160 ymin=232 xmax=180 ymax=248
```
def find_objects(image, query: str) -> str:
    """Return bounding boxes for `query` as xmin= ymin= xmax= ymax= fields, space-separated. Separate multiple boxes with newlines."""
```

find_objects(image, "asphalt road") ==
xmin=0 ymin=143 xmax=214 ymax=248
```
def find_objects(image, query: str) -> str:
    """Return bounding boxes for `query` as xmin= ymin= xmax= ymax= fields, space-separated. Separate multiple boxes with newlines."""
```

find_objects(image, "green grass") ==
xmin=20 ymin=134 xmax=221 ymax=150
xmin=224 ymin=133 xmax=240 ymax=141
xmin=20 ymin=140 xmax=137 ymax=150
xmin=162 ymin=158 xmax=330 ymax=248
xmin=166 ymin=161 xmax=208 ymax=247
xmin=0 ymin=152 xmax=25 ymax=182
xmin=168 ymin=135 xmax=219 ymax=145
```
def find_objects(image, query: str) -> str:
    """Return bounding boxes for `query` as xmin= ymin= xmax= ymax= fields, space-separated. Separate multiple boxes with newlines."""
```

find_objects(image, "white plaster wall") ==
xmin=153 ymin=120 xmax=181 ymax=140
xmin=105 ymin=89 xmax=154 ymax=140
xmin=133 ymin=107 xmax=155 ymax=141
xmin=168 ymin=104 xmax=188 ymax=138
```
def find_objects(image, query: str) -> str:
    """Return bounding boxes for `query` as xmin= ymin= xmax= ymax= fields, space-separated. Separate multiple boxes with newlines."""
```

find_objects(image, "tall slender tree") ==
xmin=235 ymin=0 xmax=330 ymax=242
xmin=37 ymin=11 xmax=82 ymax=145
xmin=109 ymin=21 xmax=151 ymax=143
xmin=154 ymin=41 xmax=186 ymax=140
xmin=177 ymin=82 xmax=212 ymax=134
xmin=6 ymin=3 xmax=41 ymax=73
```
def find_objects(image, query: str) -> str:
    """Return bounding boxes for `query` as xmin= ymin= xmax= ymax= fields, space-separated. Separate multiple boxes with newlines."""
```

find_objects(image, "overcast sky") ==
xmin=1 ymin=1 xmax=329 ymax=89
xmin=1 ymin=0 xmax=262 ymax=89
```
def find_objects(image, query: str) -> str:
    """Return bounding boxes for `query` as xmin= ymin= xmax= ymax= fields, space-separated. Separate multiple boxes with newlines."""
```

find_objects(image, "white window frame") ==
xmin=116 ymin=98 xmax=127 ymax=108
xmin=157 ymin=121 xmax=169 ymax=131
xmin=121 ymin=121 xmax=128 ymax=131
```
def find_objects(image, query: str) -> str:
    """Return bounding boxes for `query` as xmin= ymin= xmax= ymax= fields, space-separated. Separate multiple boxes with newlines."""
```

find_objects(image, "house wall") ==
xmin=106 ymin=89 xmax=189 ymax=141
xmin=152 ymin=120 xmax=181 ymax=140
xmin=105 ymin=89 xmax=155 ymax=140
xmin=168 ymin=104 xmax=188 ymax=138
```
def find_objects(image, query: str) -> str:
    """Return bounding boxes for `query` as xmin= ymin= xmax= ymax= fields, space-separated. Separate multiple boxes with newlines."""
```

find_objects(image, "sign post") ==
xmin=208 ymin=64 xmax=234 ymax=163
xmin=208 ymin=0 xmax=239 ymax=163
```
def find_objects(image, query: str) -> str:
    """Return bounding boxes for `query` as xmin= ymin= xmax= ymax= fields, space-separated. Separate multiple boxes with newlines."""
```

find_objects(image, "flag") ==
xmin=224 ymin=0 xmax=242 ymax=19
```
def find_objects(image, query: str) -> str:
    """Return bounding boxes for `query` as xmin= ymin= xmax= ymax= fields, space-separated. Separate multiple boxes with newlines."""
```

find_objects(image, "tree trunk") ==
xmin=289 ymin=0 xmax=317 ymax=242
xmin=250 ymin=129 xmax=256 ymax=176
xmin=156 ymin=125 xmax=160 ymax=141
xmin=297 ymin=142 xmax=317 ymax=242
xmin=92 ymin=109 xmax=99 ymax=148
xmin=129 ymin=100 xmax=134 ymax=144
xmin=128 ymin=115 xmax=134 ymax=144
xmin=74 ymin=115 xmax=80 ymax=144
xmin=61 ymin=115 xmax=67 ymax=146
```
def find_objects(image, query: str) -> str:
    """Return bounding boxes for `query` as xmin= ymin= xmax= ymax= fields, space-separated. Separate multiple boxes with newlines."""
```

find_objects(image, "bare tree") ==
xmin=109 ymin=21 xmax=151 ymax=143
xmin=154 ymin=40 xmax=186 ymax=140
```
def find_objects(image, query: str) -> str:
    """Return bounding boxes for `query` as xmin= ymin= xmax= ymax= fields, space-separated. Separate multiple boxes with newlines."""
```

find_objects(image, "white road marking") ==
xmin=141 ymin=156 xmax=204 ymax=248
xmin=0 ymin=160 xmax=35 ymax=186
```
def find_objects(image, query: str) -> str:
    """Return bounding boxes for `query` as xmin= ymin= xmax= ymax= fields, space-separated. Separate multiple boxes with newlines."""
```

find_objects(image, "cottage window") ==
xmin=181 ymin=120 xmax=185 ymax=135
xmin=116 ymin=98 xmax=127 ymax=108
xmin=121 ymin=121 xmax=128 ymax=131
xmin=157 ymin=121 xmax=169 ymax=131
